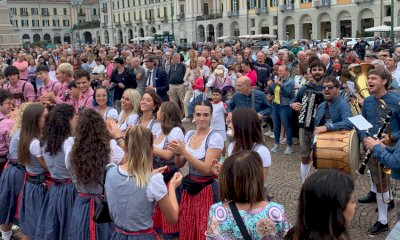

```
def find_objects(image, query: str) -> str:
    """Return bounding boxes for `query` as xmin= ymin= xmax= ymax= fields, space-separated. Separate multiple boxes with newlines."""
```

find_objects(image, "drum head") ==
xmin=348 ymin=130 xmax=360 ymax=178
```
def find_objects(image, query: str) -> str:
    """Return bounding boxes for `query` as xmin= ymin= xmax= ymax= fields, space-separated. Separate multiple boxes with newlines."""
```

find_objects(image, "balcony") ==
xmin=313 ymin=0 xmax=331 ymax=8
xmin=78 ymin=12 xmax=86 ymax=17
xmin=196 ymin=12 xmax=223 ymax=21
xmin=21 ymin=12 xmax=28 ymax=16
xmin=147 ymin=17 xmax=155 ymax=24
xmin=279 ymin=4 xmax=294 ymax=11
xmin=73 ymin=20 xmax=100 ymax=30
xmin=227 ymin=10 xmax=239 ymax=18
xmin=256 ymin=7 xmax=267 ymax=15
xmin=354 ymin=0 xmax=373 ymax=3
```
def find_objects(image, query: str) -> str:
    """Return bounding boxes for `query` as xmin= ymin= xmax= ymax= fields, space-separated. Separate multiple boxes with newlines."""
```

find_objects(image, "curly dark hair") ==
xmin=41 ymin=104 xmax=75 ymax=155
xmin=69 ymin=108 xmax=111 ymax=187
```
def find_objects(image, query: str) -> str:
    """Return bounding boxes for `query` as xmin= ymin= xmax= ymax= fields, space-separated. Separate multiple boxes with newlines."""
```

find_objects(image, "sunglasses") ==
xmin=322 ymin=86 xmax=335 ymax=90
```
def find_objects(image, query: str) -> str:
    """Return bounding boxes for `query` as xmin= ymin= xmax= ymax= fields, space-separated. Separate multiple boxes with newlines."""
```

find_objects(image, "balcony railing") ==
xmin=196 ymin=12 xmax=223 ymax=21
xmin=227 ymin=10 xmax=239 ymax=18
xmin=73 ymin=20 xmax=100 ymax=30
xmin=278 ymin=4 xmax=294 ymax=11
xmin=313 ymin=0 xmax=331 ymax=8
xmin=256 ymin=7 xmax=267 ymax=15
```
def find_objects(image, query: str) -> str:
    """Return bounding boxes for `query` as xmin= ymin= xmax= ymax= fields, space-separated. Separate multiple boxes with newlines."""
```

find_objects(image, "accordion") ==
xmin=298 ymin=90 xmax=324 ymax=129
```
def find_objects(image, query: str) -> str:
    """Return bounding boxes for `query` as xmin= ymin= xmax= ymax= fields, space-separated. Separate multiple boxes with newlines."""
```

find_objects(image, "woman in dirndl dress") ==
xmin=168 ymin=100 xmax=224 ymax=240
xmin=66 ymin=108 xmax=124 ymax=240
xmin=35 ymin=104 xmax=77 ymax=240
xmin=17 ymin=104 xmax=48 ymax=240
xmin=105 ymin=125 xmax=183 ymax=240
xmin=0 ymin=103 xmax=31 ymax=240
xmin=136 ymin=91 xmax=162 ymax=138
xmin=152 ymin=102 xmax=185 ymax=239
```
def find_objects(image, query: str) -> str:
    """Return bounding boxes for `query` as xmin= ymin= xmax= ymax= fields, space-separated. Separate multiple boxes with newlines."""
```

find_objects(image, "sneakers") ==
xmin=264 ymin=130 xmax=274 ymax=137
xmin=358 ymin=191 xmax=377 ymax=204
xmin=181 ymin=117 xmax=191 ymax=123
xmin=368 ymin=221 xmax=389 ymax=235
xmin=284 ymin=146 xmax=292 ymax=155
xmin=271 ymin=144 xmax=280 ymax=153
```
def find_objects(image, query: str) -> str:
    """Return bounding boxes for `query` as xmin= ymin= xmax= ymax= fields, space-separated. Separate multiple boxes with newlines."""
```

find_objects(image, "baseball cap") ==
xmin=293 ymin=41 xmax=299 ymax=45
xmin=114 ymin=57 xmax=125 ymax=65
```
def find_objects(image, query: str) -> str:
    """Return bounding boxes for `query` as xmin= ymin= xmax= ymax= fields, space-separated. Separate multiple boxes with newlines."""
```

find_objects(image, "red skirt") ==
xmin=178 ymin=183 xmax=215 ymax=240
xmin=153 ymin=180 xmax=179 ymax=235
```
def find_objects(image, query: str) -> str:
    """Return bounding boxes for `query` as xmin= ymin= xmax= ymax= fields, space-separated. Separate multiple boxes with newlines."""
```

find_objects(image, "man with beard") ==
xmin=357 ymin=67 xmax=400 ymax=234
xmin=313 ymin=76 xmax=353 ymax=135
xmin=290 ymin=60 xmax=325 ymax=182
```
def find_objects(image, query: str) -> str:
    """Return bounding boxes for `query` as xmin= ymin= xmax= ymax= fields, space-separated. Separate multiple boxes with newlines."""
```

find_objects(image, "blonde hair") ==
xmin=57 ymin=63 xmax=73 ymax=77
xmin=123 ymin=89 xmax=141 ymax=115
xmin=125 ymin=125 xmax=153 ymax=188
xmin=10 ymin=102 xmax=32 ymax=137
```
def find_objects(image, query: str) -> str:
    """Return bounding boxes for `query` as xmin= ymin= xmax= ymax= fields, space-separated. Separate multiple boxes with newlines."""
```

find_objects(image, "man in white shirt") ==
xmin=198 ymin=56 xmax=210 ymax=82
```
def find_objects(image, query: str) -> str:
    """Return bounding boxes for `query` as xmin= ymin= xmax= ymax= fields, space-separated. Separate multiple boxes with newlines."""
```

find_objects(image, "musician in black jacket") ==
xmin=290 ymin=60 xmax=325 ymax=183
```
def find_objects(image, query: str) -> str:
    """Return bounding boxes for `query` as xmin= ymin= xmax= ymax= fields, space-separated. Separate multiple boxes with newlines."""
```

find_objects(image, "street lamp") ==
xmin=71 ymin=0 xmax=83 ymax=48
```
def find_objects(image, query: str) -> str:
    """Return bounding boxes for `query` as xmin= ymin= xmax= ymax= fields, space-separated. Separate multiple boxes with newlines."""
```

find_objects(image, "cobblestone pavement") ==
xmin=264 ymin=136 xmax=396 ymax=240
xmin=182 ymin=122 xmax=396 ymax=239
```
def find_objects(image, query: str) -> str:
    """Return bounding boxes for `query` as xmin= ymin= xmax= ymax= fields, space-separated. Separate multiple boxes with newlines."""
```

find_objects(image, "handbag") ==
xmin=93 ymin=164 xmax=115 ymax=223
xmin=229 ymin=201 xmax=252 ymax=240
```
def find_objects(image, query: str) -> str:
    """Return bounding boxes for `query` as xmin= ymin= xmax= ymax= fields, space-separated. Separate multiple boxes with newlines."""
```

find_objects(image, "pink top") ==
xmin=4 ymin=80 xmax=36 ymax=106
xmin=13 ymin=61 xmax=29 ymax=80
xmin=245 ymin=70 xmax=257 ymax=87
xmin=38 ymin=80 xmax=61 ymax=98
xmin=74 ymin=87 xmax=94 ymax=113
xmin=0 ymin=112 xmax=13 ymax=158
xmin=56 ymin=82 xmax=75 ymax=106
xmin=192 ymin=77 xmax=204 ymax=91
xmin=107 ymin=63 xmax=115 ymax=79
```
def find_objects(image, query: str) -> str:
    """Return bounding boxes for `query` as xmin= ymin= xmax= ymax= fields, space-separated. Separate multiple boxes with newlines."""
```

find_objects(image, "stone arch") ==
xmin=317 ymin=12 xmax=332 ymax=39
xmin=282 ymin=16 xmax=295 ymax=40
xmin=104 ymin=30 xmax=109 ymax=44
xmin=43 ymin=33 xmax=51 ymax=42
xmin=198 ymin=24 xmax=205 ymax=42
xmin=259 ymin=19 xmax=269 ymax=34
xmin=207 ymin=24 xmax=215 ymax=42
xmin=138 ymin=28 xmax=144 ymax=38
xmin=64 ymin=33 xmax=71 ymax=43
xmin=230 ymin=21 xmax=239 ymax=37
xmin=359 ymin=8 xmax=374 ymax=33
xmin=33 ymin=34 xmax=41 ymax=42
xmin=54 ymin=33 xmax=61 ymax=44
xmin=22 ymin=34 xmax=30 ymax=43
xmin=337 ymin=10 xmax=352 ymax=37
xmin=128 ymin=29 xmax=133 ymax=42
xmin=299 ymin=14 xmax=312 ymax=39
xmin=117 ymin=29 xmax=123 ymax=43
xmin=150 ymin=27 xmax=156 ymax=34
xmin=83 ymin=31 xmax=93 ymax=44
xmin=216 ymin=23 xmax=223 ymax=37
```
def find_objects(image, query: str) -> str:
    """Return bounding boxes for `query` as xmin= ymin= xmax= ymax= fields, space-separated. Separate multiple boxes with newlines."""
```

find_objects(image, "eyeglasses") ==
xmin=322 ymin=86 xmax=335 ymax=90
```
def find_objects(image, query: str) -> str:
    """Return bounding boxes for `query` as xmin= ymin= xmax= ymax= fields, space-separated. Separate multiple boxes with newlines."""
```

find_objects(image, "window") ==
xmin=63 ymin=19 xmax=70 ymax=26
xmin=133 ymin=0 xmax=135 ymax=6
xmin=251 ymin=18 xmax=255 ymax=27
xmin=63 ymin=8 xmax=67 ymax=15
xmin=232 ymin=0 xmax=238 ymax=11
xmin=31 ymin=8 xmax=38 ymax=15
xmin=93 ymin=8 xmax=97 ymax=15
xmin=32 ymin=19 xmax=39 ymax=27
xmin=117 ymin=1 xmax=120 ymax=9
xmin=260 ymin=0 xmax=267 ymax=8
xmin=21 ymin=19 xmax=29 ymax=27
xmin=20 ymin=8 xmax=28 ymax=16
xmin=53 ymin=8 xmax=57 ymax=15
xmin=134 ymin=11 xmax=136 ymax=20
xmin=157 ymin=8 xmax=160 ymax=17
xmin=42 ymin=8 xmax=49 ymax=16
xmin=123 ymin=12 xmax=126 ymax=21
xmin=122 ymin=0 xmax=125 ymax=8
xmin=52 ymin=19 xmax=60 ymax=27
xmin=270 ymin=0 xmax=278 ymax=7
xmin=204 ymin=3 xmax=209 ymax=15
xmin=11 ymin=20 xmax=18 ymax=27
xmin=10 ymin=8 xmax=17 ymax=15
xmin=247 ymin=0 xmax=255 ymax=9
xmin=180 ymin=4 xmax=184 ymax=14
xmin=163 ymin=7 xmax=167 ymax=17
xmin=42 ymin=19 xmax=49 ymax=27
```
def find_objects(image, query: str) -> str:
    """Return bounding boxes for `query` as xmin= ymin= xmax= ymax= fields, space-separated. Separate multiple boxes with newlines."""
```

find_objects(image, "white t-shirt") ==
xmin=211 ymin=102 xmax=226 ymax=131
xmin=227 ymin=142 xmax=271 ymax=167
xmin=63 ymin=136 xmax=125 ymax=169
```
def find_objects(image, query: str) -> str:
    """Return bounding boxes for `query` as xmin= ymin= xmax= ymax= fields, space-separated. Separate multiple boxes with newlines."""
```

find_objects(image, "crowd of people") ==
xmin=0 ymin=35 xmax=398 ymax=239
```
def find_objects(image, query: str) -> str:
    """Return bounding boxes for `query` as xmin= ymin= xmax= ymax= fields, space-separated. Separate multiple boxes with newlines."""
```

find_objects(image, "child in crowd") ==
xmin=48 ymin=63 xmax=57 ymax=81
xmin=210 ymin=88 xmax=227 ymax=142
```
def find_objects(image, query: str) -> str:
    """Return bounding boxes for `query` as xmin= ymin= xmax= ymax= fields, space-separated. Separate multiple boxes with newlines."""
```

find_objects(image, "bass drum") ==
xmin=313 ymin=130 xmax=360 ymax=178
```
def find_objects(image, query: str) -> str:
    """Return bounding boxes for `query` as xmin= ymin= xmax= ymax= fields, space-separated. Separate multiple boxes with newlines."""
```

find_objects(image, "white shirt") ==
xmin=92 ymin=64 xmax=106 ymax=74
xmin=227 ymin=142 xmax=272 ymax=168
xmin=211 ymin=102 xmax=226 ymax=131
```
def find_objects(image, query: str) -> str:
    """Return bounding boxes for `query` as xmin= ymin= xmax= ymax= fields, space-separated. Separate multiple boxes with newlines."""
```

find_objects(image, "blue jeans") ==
xmin=188 ymin=93 xmax=205 ymax=117
xmin=272 ymin=104 xmax=292 ymax=146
